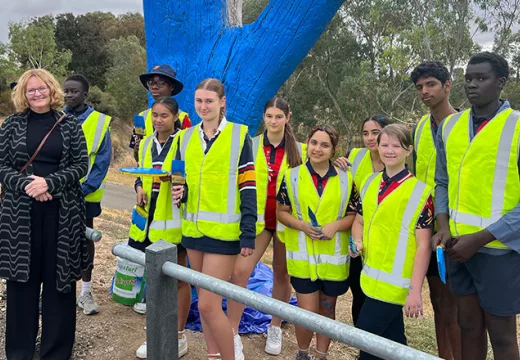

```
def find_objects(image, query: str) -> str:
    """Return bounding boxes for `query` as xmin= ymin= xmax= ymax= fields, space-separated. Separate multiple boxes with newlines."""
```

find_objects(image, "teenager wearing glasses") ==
xmin=129 ymin=65 xmax=192 ymax=161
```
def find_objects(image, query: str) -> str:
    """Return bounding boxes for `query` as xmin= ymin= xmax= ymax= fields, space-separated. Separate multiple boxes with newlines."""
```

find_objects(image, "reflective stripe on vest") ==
xmin=350 ymin=148 xmax=368 ymax=179
xmin=362 ymin=179 xmax=428 ymax=288
xmin=81 ymin=111 xmax=111 ymax=203
xmin=286 ymin=166 xmax=351 ymax=268
xmin=129 ymin=134 xmax=182 ymax=243
xmin=181 ymin=125 xmax=242 ymax=222
xmin=348 ymin=148 xmax=373 ymax=188
xmin=180 ymin=122 xmax=246 ymax=240
xmin=443 ymin=109 xmax=520 ymax=249
xmin=360 ymin=173 xmax=431 ymax=304
xmin=414 ymin=114 xmax=437 ymax=195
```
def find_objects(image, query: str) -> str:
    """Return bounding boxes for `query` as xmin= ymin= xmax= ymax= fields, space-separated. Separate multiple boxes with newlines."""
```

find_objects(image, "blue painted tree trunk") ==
xmin=143 ymin=0 xmax=344 ymax=134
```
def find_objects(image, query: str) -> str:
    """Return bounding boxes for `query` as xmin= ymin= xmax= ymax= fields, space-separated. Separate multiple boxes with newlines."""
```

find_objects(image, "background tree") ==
xmin=8 ymin=16 xmax=71 ymax=77
xmin=104 ymin=35 xmax=147 ymax=120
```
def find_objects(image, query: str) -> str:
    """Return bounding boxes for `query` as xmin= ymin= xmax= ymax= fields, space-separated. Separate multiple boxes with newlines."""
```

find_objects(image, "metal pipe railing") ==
xmin=113 ymin=241 xmax=441 ymax=360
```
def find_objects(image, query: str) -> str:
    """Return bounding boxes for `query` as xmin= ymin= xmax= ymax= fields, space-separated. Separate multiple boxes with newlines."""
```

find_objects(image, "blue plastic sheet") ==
xmin=186 ymin=262 xmax=298 ymax=334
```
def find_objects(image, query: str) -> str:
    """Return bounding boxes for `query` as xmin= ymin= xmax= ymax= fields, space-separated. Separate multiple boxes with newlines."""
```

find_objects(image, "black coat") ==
xmin=0 ymin=109 xmax=90 ymax=293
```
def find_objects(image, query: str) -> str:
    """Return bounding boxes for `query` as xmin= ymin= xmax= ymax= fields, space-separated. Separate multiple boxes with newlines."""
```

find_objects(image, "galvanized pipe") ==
xmin=113 ymin=243 xmax=441 ymax=360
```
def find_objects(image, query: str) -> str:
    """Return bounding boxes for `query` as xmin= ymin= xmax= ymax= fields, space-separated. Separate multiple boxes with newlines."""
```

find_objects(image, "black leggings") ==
xmin=350 ymin=256 xmax=366 ymax=326
xmin=6 ymin=200 xmax=76 ymax=360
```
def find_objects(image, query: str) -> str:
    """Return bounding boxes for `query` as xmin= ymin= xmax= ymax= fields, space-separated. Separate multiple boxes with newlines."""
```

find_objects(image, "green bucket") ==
xmin=112 ymin=257 xmax=146 ymax=306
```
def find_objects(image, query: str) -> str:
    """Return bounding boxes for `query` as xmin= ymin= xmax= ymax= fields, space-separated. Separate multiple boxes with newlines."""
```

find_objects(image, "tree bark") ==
xmin=142 ymin=0 xmax=344 ymax=133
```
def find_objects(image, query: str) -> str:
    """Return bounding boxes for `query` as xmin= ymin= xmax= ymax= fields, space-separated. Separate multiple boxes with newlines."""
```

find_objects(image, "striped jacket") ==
xmin=0 ymin=110 xmax=90 ymax=293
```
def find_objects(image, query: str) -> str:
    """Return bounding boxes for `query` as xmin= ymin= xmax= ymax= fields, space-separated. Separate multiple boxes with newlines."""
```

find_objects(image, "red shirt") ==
xmin=264 ymin=134 xmax=286 ymax=230
xmin=375 ymin=169 xmax=433 ymax=229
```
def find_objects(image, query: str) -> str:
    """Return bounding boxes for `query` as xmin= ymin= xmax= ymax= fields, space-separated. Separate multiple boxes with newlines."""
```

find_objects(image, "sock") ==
xmin=208 ymin=353 xmax=221 ymax=359
xmin=81 ymin=281 xmax=91 ymax=296
xmin=178 ymin=330 xmax=185 ymax=339
xmin=298 ymin=348 xmax=310 ymax=354
xmin=314 ymin=349 xmax=328 ymax=359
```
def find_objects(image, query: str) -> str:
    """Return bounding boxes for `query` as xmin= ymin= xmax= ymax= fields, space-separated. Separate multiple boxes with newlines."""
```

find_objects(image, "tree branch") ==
xmin=143 ymin=0 xmax=343 ymax=133
xmin=227 ymin=0 xmax=243 ymax=26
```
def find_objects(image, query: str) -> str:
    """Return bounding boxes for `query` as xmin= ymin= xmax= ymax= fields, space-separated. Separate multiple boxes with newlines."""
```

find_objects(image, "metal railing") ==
xmin=112 ymin=241 xmax=441 ymax=360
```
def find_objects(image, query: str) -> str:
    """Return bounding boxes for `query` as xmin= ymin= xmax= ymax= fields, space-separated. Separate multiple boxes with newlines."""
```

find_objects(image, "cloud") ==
xmin=0 ymin=0 xmax=143 ymax=43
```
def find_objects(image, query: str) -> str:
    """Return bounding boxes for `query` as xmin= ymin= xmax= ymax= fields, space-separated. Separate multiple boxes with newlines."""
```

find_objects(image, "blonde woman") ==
xmin=0 ymin=69 xmax=89 ymax=359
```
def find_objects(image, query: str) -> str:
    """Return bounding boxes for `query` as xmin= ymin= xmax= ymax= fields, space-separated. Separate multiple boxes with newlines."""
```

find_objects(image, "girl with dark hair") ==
xmin=128 ymin=96 xmax=190 ymax=359
xmin=228 ymin=97 xmax=305 ymax=356
xmin=334 ymin=114 xmax=391 ymax=327
xmin=277 ymin=125 xmax=358 ymax=360
xmin=174 ymin=78 xmax=256 ymax=360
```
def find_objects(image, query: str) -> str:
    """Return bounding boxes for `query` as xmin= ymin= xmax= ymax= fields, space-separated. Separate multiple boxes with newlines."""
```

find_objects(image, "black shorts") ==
xmin=448 ymin=251 xmax=520 ymax=316
xmin=128 ymin=237 xmax=186 ymax=254
xmin=426 ymin=250 xmax=446 ymax=278
xmin=290 ymin=277 xmax=349 ymax=297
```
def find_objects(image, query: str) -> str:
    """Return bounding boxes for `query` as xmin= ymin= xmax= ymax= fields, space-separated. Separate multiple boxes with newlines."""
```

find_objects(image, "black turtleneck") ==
xmin=27 ymin=110 xmax=63 ymax=177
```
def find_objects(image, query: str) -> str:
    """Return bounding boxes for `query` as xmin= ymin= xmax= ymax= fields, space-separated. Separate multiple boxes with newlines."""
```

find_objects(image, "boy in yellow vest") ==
xmin=410 ymin=61 xmax=461 ymax=360
xmin=433 ymin=52 xmax=520 ymax=360
xmin=64 ymin=75 xmax=112 ymax=315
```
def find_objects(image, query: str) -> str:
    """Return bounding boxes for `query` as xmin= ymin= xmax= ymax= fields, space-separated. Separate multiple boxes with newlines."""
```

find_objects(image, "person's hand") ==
xmin=172 ymin=185 xmax=184 ymax=205
xmin=136 ymin=186 xmax=147 ymax=206
xmin=405 ymin=287 xmax=423 ymax=318
xmin=300 ymin=222 xmax=322 ymax=240
xmin=320 ymin=222 xmax=338 ymax=240
xmin=240 ymin=247 xmax=254 ymax=257
xmin=25 ymin=175 xmax=49 ymax=198
xmin=446 ymin=232 xmax=490 ymax=263
xmin=35 ymin=192 xmax=53 ymax=202
xmin=431 ymin=226 xmax=452 ymax=250
xmin=349 ymin=238 xmax=363 ymax=257
xmin=133 ymin=138 xmax=141 ymax=162
xmin=333 ymin=157 xmax=351 ymax=171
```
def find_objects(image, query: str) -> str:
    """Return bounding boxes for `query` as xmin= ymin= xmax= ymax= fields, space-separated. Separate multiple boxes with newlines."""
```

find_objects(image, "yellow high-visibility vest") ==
xmin=252 ymin=133 xmax=306 ymax=235
xmin=442 ymin=108 xmax=520 ymax=250
xmin=81 ymin=110 xmax=112 ymax=203
xmin=178 ymin=121 xmax=249 ymax=241
xmin=128 ymin=133 xmax=182 ymax=244
xmin=360 ymin=172 xmax=431 ymax=305
xmin=414 ymin=114 xmax=437 ymax=199
xmin=348 ymin=148 xmax=374 ymax=189
xmin=284 ymin=164 xmax=352 ymax=281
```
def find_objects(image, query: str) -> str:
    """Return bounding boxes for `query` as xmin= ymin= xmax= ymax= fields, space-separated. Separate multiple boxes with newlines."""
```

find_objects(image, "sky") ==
xmin=1 ymin=0 xmax=143 ymax=43
xmin=1 ymin=1 xmax=495 ymax=48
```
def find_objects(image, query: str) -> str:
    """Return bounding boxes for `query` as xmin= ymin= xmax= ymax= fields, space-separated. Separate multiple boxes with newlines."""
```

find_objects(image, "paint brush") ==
xmin=134 ymin=115 xmax=146 ymax=138
xmin=171 ymin=160 xmax=186 ymax=185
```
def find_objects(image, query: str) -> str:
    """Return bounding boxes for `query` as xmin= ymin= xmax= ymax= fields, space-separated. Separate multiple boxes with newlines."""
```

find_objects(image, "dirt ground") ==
xmin=0 ymin=206 xmax=517 ymax=359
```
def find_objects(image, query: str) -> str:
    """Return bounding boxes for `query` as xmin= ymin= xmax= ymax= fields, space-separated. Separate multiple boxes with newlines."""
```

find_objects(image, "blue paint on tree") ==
xmin=143 ymin=0 xmax=344 ymax=134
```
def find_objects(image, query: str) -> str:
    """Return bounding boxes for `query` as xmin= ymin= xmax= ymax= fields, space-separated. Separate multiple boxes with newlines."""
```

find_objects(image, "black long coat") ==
xmin=0 ymin=109 xmax=90 ymax=293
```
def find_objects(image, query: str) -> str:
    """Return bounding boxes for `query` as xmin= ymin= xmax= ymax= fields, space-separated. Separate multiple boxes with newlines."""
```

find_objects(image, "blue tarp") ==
xmin=186 ymin=262 xmax=298 ymax=334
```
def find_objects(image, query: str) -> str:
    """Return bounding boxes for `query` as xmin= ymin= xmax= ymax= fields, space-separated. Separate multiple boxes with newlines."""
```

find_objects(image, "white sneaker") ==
xmin=178 ymin=333 xmax=188 ymax=358
xmin=265 ymin=326 xmax=283 ymax=355
xmin=133 ymin=302 xmax=146 ymax=314
xmin=136 ymin=341 xmax=147 ymax=359
xmin=77 ymin=291 xmax=99 ymax=315
xmin=234 ymin=334 xmax=244 ymax=360
xmin=135 ymin=336 xmax=188 ymax=358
